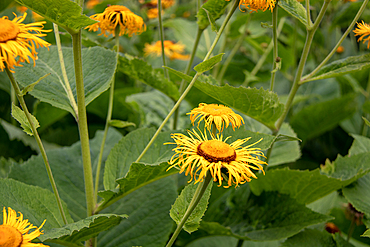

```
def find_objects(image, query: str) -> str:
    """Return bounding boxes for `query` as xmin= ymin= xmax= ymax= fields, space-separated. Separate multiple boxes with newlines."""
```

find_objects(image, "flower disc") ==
xmin=0 ymin=19 xmax=19 ymax=42
xmin=0 ymin=225 xmax=22 ymax=247
xmin=197 ymin=140 xmax=236 ymax=163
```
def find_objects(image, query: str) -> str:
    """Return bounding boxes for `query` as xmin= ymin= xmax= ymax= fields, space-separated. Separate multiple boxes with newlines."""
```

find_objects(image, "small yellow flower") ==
xmin=0 ymin=207 xmax=48 ymax=247
xmin=144 ymin=40 xmax=190 ymax=60
xmin=147 ymin=8 xmax=160 ymax=19
xmin=226 ymin=0 xmax=276 ymax=12
xmin=188 ymin=103 xmax=244 ymax=132
xmin=167 ymin=129 xmax=266 ymax=188
xmin=0 ymin=13 xmax=51 ymax=72
xmin=85 ymin=5 xmax=146 ymax=37
xmin=336 ymin=46 xmax=344 ymax=54
xmin=145 ymin=0 xmax=175 ymax=9
xmin=85 ymin=0 xmax=101 ymax=9
xmin=353 ymin=21 xmax=370 ymax=49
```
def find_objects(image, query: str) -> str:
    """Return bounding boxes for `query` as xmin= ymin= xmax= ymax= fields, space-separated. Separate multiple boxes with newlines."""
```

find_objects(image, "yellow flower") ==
xmin=0 ymin=13 xmax=51 ymax=72
xmin=85 ymin=5 xmax=146 ymax=37
xmin=336 ymin=46 xmax=344 ymax=54
xmin=167 ymin=129 xmax=266 ymax=188
xmin=85 ymin=0 xmax=101 ymax=9
xmin=144 ymin=40 xmax=190 ymax=60
xmin=149 ymin=0 xmax=176 ymax=9
xmin=147 ymin=8 xmax=160 ymax=19
xmin=0 ymin=207 xmax=48 ymax=247
xmin=353 ymin=21 xmax=370 ymax=49
xmin=188 ymin=103 xmax=244 ymax=132
xmin=226 ymin=0 xmax=276 ymax=12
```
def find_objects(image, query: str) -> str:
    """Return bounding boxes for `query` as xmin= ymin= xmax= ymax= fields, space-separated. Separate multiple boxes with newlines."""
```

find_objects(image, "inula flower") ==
xmin=86 ymin=5 xmax=146 ymax=37
xmin=0 ymin=207 xmax=48 ymax=247
xmin=353 ymin=21 xmax=370 ymax=49
xmin=167 ymin=129 xmax=266 ymax=188
xmin=147 ymin=0 xmax=175 ymax=9
xmin=227 ymin=0 xmax=276 ymax=12
xmin=188 ymin=103 xmax=244 ymax=132
xmin=85 ymin=0 xmax=102 ymax=9
xmin=144 ymin=40 xmax=190 ymax=60
xmin=0 ymin=13 xmax=50 ymax=72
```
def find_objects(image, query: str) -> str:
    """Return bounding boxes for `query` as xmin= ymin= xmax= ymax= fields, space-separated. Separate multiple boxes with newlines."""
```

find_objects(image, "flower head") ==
xmin=86 ymin=5 xmax=146 ymax=37
xmin=0 ymin=207 xmax=48 ymax=247
xmin=353 ymin=21 xmax=370 ymax=49
xmin=227 ymin=0 xmax=276 ymax=12
xmin=85 ymin=0 xmax=102 ymax=9
xmin=0 ymin=13 xmax=50 ymax=72
xmin=144 ymin=40 xmax=190 ymax=60
xmin=188 ymin=103 xmax=244 ymax=132
xmin=168 ymin=129 xmax=266 ymax=188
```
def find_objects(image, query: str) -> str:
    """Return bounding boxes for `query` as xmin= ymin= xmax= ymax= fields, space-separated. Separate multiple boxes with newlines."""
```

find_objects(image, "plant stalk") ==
xmin=6 ymin=68 xmax=68 ymax=225
xmin=158 ymin=0 xmax=169 ymax=79
xmin=135 ymin=0 xmax=239 ymax=163
xmin=270 ymin=1 xmax=279 ymax=91
xmin=165 ymin=173 xmax=212 ymax=247
xmin=71 ymin=32 xmax=95 ymax=218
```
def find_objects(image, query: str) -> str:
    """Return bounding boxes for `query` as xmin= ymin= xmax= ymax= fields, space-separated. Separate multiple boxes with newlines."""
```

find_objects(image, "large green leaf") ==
xmin=278 ymin=0 xmax=309 ymax=26
xmin=343 ymin=174 xmax=370 ymax=218
xmin=14 ymin=46 xmax=117 ymax=115
xmin=197 ymin=0 xmax=231 ymax=30
xmin=15 ymin=0 xmax=96 ymax=33
xmin=290 ymin=94 xmax=357 ymax=140
xmin=118 ymin=55 xmax=180 ymax=101
xmin=0 ymin=179 xmax=73 ymax=229
xmin=8 ymin=128 xmax=122 ymax=221
xmin=201 ymin=186 xmax=332 ymax=241
xmin=170 ymin=181 xmax=213 ymax=233
xmin=303 ymin=54 xmax=370 ymax=83
xmin=97 ymin=178 xmax=177 ymax=247
xmin=281 ymin=229 xmax=354 ymax=247
xmin=167 ymin=68 xmax=284 ymax=129
xmin=349 ymin=134 xmax=370 ymax=156
xmin=39 ymin=214 xmax=126 ymax=246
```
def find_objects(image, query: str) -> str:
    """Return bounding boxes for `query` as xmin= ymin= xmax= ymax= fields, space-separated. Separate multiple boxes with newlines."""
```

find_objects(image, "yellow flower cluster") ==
xmin=144 ymin=0 xmax=176 ymax=19
xmin=167 ymin=103 xmax=267 ymax=188
xmin=144 ymin=40 xmax=190 ymax=60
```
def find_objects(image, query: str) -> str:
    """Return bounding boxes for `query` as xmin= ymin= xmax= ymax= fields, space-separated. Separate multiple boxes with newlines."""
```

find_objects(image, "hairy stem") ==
xmin=270 ymin=1 xmax=279 ymax=91
xmin=6 ymin=68 xmax=68 ymax=225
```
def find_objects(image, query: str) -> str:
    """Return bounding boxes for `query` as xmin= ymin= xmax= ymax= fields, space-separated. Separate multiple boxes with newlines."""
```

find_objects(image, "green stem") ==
xmin=361 ymin=72 xmax=370 ymax=136
xmin=306 ymin=0 xmax=312 ymax=29
xmin=236 ymin=239 xmax=244 ymax=247
xmin=275 ymin=0 xmax=331 ymax=132
xmin=158 ymin=0 xmax=169 ymax=79
xmin=135 ymin=0 xmax=239 ymax=163
xmin=347 ymin=218 xmax=356 ymax=242
xmin=6 ymin=68 xmax=68 ymax=225
xmin=301 ymin=0 xmax=369 ymax=83
xmin=165 ymin=173 xmax=212 ymax=247
xmin=270 ymin=1 xmax=279 ymax=91
xmin=53 ymin=23 xmax=79 ymax=119
xmin=173 ymin=28 xmax=204 ymax=130
xmin=94 ymin=27 xmax=120 ymax=207
xmin=217 ymin=25 xmax=248 ymax=84
xmin=71 ymin=32 xmax=94 ymax=217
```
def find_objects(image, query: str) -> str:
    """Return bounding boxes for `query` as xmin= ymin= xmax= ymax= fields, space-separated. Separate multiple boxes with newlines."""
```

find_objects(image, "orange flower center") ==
xmin=0 ymin=225 xmax=23 ymax=247
xmin=197 ymin=140 xmax=236 ymax=163
xmin=201 ymin=104 xmax=233 ymax=116
xmin=0 ymin=19 xmax=20 ymax=42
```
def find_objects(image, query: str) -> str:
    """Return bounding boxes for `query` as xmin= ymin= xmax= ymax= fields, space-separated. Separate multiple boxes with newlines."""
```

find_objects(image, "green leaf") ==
xmin=108 ymin=120 xmax=135 ymax=128
xmin=281 ymin=229 xmax=353 ymax=247
xmin=118 ymin=55 xmax=180 ymax=101
xmin=201 ymin=188 xmax=332 ymax=241
xmin=197 ymin=0 xmax=230 ymax=30
xmin=342 ymin=173 xmax=370 ymax=218
xmin=304 ymin=54 xmax=370 ymax=82
xmin=0 ymin=178 xmax=73 ymax=229
xmin=0 ymin=0 xmax=13 ymax=12
xmin=166 ymin=68 xmax=284 ymax=129
xmin=170 ymin=181 xmax=213 ymax=233
xmin=39 ymin=214 xmax=127 ymax=245
xmin=20 ymin=73 xmax=50 ymax=96
xmin=99 ymin=162 xmax=178 ymax=205
xmin=15 ymin=0 xmax=96 ymax=33
xmin=14 ymin=46 xmax=117 ymax=115
xmin=363 ymin=116 xmax=370 ymax=127
xmin=278 ymin=0 xmax=309 ymax=26
xmin=349 ymin=134 xmax=370 ymax=156
xmin=185 ymin=236 xmax=238 ymax=247
xmin=201 ymin=8 xmax=218 ymax=32
xmin=362 ymin=229 xmax=370 ymax=238
xmin=290 ymin=94 xmax=357 ymax=140
xmin=0 ymin=157 xmax=12 ymax=179
xmin=34 ymin=102 xmax=69 ymax=133
xmin=269 ymin=123 xmax=301 ymax=166
xmin=103 ymin=128 xmax=176 ymax=191
xmin=8 ymin=128 xmax=122 ymax=221
xmin=11 ymin=103 xmax=40 ymax=136
xmin=97 ymin=178 xmax=177 ymax=247
xmin=194 ymin=54 xmax=224 ymax=73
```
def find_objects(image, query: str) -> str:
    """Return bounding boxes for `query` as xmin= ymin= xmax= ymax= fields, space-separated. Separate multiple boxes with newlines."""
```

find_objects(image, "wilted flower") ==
xmin=353 ymin=21 xmax=370 ymax=49
xmin=0 ymin=13 xmax=50 ymax=72
xmin=167 ymin=128 xmax=266 ymax=188
xmin=188 ymin=103 xmax=244 ymax=132
xmin=86 ymin=5 xmax=146 ymax=37
xmin=0 ymin=207 xmax=48 ymax=246
xmin=144 ymin=40 xmax=190 ymax=60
